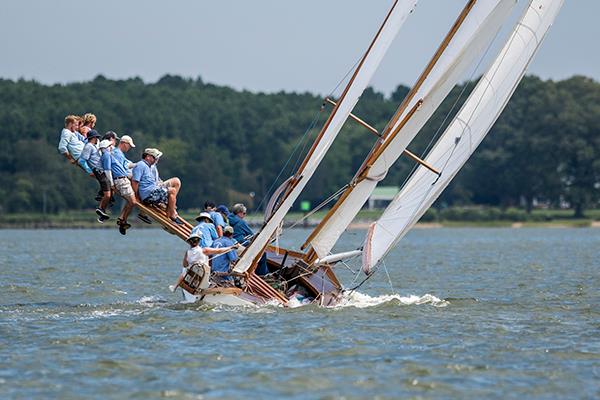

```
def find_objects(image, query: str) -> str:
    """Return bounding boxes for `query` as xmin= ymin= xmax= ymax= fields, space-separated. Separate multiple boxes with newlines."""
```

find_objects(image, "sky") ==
xmin=0 ymin=0 xmax=596 ymax=96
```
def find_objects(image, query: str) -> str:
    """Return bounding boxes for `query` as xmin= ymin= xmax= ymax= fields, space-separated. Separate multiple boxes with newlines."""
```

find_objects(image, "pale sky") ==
xmin=0 ymin=1 xmax=595 ymax=96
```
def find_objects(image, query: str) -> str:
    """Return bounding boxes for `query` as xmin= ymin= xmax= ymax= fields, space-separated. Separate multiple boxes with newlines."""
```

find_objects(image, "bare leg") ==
xmin=163 ymin=177 xmax=181 ymax=195
xmin=167 ymin=187 xmax=178 ymax=219
xmin=99 ymin=191 xmax=111 ymax=210
xmin=119 ymin=196 xmax=137 ymax=222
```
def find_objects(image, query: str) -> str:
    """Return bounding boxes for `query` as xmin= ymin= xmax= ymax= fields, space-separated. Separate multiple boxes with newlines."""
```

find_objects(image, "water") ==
xmin=1 ymin=228 xmax=598 ymax=399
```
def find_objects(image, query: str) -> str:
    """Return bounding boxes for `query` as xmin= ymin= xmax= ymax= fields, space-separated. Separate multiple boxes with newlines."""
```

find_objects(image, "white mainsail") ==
xmin=233 ymin=0 xmax=419 ymax=273
xmin=362 ymin=0 xmax=564 ymax=273
xmin=307 ymin=0 xmax=517 ymax=260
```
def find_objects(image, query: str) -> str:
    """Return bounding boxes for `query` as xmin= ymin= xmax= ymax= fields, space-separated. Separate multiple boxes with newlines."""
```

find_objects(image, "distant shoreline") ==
xmin=1 ymin=220 xmax=598 ymax=229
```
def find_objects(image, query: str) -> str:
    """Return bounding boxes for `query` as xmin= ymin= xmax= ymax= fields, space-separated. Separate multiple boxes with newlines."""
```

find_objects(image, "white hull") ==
xmin=181 ymin=288 xmax=258 ymax=307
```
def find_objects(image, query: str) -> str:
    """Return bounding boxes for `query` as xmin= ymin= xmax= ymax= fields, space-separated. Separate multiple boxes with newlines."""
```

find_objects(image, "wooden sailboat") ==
xmin=151 ymin=0 xmax=563 ymax=307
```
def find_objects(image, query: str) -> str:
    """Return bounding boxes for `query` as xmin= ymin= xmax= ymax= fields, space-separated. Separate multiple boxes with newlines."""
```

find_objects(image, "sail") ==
xmin=362 ymin=0 xmax=564 ymax=273
xmin=232 ymin=0 xmax=419 ymax=273
xmin=307 ymin=0 xmax=517 ymax=260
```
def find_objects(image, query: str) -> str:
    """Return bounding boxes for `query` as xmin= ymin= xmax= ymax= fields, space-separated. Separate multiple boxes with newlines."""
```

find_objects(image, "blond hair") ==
xmin=82 ymin=113 xmax=96 ymax=127
xmin=64 ymin=115 xmax=78 ymax=127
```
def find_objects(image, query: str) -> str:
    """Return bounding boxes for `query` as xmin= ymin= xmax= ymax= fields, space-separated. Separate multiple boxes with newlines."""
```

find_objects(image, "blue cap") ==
xmin=87 ymin=129 xmax=101 ymax=139
xmin=216 ymin=205 xmax=229 ymax=214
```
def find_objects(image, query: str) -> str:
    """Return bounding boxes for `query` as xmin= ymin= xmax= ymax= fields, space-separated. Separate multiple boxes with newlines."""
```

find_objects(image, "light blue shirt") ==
xmin=79 ymin=142 xmax=101 ymax=173
xmin=111 ymin=147 xmax=133 ymax=178
xmin=209 ymin=211 xmax=225 ymax=228
xmin=211 ymin=236 xmax=237 ymax=275
xmin=191 ymin=222 xmax=218 ymax=248
xmin=132 ymin=160 xmax=158 ymax=201
xmin=57 ymin=128 xmax=84 ymax=159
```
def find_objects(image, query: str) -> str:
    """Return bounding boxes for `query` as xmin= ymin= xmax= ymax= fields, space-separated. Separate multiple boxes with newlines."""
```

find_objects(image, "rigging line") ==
xmin=253 ymin=106 xmax=324 ymax=213
xmin=382 ymin=259 xmax=395 ymax=293
xmin=287 ymin=183 xmax=350 ymax=229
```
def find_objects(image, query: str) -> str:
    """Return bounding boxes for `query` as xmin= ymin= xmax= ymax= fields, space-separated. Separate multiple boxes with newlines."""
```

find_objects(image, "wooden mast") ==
xmin=302 ymin=0 xmax=478 ymax=257
xmin=240 ymin=0 xmax=408 ymax=275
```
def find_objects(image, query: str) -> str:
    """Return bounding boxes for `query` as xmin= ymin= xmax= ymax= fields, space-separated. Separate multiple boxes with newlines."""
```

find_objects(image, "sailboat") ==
xmin=159 ymin=0 xmax=563 ymax=306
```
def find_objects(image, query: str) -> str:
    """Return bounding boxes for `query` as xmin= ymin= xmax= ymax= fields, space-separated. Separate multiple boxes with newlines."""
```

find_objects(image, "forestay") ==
xmin=307 ymin=0 xmax=518 ymax=260
xmin=362 ymin=0 xmax=564 ymax=273
xmin=233 ymin=0 xmax=419 ymax=273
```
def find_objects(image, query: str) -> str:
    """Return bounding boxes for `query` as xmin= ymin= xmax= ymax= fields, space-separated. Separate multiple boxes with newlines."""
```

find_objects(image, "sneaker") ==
xmin=117 ymin=218 xmax=131 ymax=235
xmin=96 ymin=208 xmax=109 ymax=219
xmin=97 ymin=216 xmax=105 ymax=224
xmin=137 ymin=213 xmax=152 ymax=224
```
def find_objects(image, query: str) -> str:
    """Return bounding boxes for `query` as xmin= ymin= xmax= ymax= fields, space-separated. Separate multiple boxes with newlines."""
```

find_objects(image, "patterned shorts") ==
xmin=144 ymin=187 xmax=168 ymax=205
xmin=114 ymin=177 xmax=134 ymax=199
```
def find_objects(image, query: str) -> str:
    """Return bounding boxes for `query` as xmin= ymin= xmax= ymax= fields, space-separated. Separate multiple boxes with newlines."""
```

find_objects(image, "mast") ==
xmin=363 ymin=0 xmax=565 ymax=273
xmin=232 ymin=0 xmax=419 ymax=274
xmin=303 ymin=0 xmax=518 ymax=262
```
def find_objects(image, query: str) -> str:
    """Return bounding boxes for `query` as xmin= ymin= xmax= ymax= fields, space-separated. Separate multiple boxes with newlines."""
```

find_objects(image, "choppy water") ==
xmin=1 ymin=228 xmax=598 ymax=399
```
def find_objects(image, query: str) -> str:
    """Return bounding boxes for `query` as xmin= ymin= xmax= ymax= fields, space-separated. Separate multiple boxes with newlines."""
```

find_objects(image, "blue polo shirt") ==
xmin=191 ymin=222 xmax=218 ymax=248
xmin=111 ymin=147 xmax=132 ymax=178
xmin=132 ymin=160 xmax=159 ymax=201
xmin=211 ymin=236 xmax=237 ymax=274
xmin=209 ymin=211 xmax=225 ymax=228
xmin=228 ymin=213 xmax=253 ymax=245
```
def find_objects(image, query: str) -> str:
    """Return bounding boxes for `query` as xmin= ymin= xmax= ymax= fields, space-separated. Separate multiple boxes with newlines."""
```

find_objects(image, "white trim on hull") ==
xmin=181 ymin=289 xmax=258 ymax=307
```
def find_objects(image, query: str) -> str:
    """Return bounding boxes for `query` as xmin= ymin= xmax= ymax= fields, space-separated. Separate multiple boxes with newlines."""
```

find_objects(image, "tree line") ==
xmin=0 ymin=74 xmax=598 ymax=217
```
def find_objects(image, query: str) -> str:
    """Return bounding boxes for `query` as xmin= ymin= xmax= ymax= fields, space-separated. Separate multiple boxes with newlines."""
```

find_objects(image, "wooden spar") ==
xmin=136 ymin=202 xmax=191 ymax=240
xmin=242 ymin=0 xmax=405 ymax=275
xmin=325 ymin=98 xmax=381 ymax=137
xmin=301 ymin=0 xmax=477 ymax=258
xmin=301 ymin=98 xmax=423 ymax=252
xmin=325 ymin=98 xmax=440 ymax=175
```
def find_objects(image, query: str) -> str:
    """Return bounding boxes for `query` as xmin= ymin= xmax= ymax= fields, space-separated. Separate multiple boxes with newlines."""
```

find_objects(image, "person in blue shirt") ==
xmin=204 ymin=201 xmax=225 ymax=237
xmin=192 ymin=212 xmax=219 ymax=247
xmin=228 ymin=203 xmax=269 ymax=275
xmin=79 ymin=130 xmax=111 ymax=222
xmin=57 ymin=115 xmax=85 ymax=165
xmin=211 ymin=226 xmax=238 ymax=283
xmin=131 ymin=148 xmax=184 ymax=225
xmin=228 ymin=203 xmax=253 ymax=245
xmin=100 ymin=138 xmax=138 ymax=235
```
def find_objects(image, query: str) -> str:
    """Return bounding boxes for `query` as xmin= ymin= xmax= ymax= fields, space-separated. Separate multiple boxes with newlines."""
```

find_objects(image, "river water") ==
xmin=0 ymin=228 xmax=598 ymax=399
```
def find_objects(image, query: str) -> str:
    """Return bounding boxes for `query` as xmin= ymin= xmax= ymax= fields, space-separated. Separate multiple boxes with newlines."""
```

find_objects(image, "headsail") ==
xmin=233 ymin=0 xmax=419 ymax=273
xmin=305 ymin=0 xmax=518 ymax=261
xmin=362 ymin=0 xmax=565 ymax=273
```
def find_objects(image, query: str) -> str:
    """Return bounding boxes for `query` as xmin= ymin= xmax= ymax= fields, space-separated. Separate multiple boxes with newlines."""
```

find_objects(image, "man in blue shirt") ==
xmin=228 ymin=203 xmax=253 ymax=245
xmin=228 ymin=203 xmax=269 ymax=276
xmin=192 ymin=212 xmax=219 ymax=247
xmin=79 ymin=130 xmax=111 ymax=222
xmin=204 ymin=201 xmax=226 ymax=237
xmin=131 ymin=148 xmax=184 ymax=225
xmin=211 ymin=226 xmax=238 ymax=282
xmin=101 ymin=137 xmax=138 ymax=235
xmin=57 ymin=115 xmax=85 ymax=165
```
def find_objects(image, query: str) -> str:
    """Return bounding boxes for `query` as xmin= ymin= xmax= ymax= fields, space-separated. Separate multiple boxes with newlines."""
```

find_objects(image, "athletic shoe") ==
xmin=117 ymin=218 xmax=131 ymax=235
xmin=137 ymin=213 xmax=152 ymax=224
xmin=96 ymin=208 xmax=109 ymax=219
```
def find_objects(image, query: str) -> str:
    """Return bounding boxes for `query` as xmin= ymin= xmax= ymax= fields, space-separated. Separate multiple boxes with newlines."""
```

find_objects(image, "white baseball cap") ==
xmin=99 ymin=139 xmax=112 ymax=149
xmin=120 ymin=135 xmax=135 ymax=148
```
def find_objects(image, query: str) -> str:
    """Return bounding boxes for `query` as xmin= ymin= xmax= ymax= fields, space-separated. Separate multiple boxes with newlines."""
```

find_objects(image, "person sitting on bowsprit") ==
xmin=132 ymin=148 xmax=184 ymax=225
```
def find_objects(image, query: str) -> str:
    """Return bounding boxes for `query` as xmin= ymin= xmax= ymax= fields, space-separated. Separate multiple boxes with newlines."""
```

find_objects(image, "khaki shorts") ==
xmin=114 ymin=177 xmax=134 ymax=199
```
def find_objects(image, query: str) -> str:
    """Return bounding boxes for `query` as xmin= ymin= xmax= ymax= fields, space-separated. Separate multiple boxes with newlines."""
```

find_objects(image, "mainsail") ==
xmin=362 ymin=0 xmax=565 ymax=273
xmin=233 ymin=0 xmax=419 ymax=273
xmin=305 ymin=0 xmax=518 ymax=261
